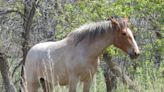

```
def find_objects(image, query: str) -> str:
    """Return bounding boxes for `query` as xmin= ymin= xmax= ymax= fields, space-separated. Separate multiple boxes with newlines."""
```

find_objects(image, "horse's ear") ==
xmin=107 ymin=17 xmax=119 ymax=28
xmin=123 ymin=17 xmax=128 ymax=24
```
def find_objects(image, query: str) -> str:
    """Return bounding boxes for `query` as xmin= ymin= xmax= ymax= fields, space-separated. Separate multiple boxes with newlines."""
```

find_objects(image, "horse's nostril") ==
xmin=135 ymin=52 xmax=140 ymax=56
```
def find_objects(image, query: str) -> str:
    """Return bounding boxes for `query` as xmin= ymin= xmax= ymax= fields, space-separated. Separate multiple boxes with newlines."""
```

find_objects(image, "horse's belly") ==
xmin=58 ymin=76 xmax=69 ymax=86
xmin=39 ymin=64 xmax=69 ymax=86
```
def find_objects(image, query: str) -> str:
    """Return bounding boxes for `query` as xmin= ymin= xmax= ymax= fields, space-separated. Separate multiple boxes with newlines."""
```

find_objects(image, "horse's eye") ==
xmin=122 ymin=32 xmax=126 ymax=36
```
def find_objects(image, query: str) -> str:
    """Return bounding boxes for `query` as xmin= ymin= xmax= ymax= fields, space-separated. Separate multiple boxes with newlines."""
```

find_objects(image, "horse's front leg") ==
xmin=83 ymin=79 xmax=92 ymax=92
xmin=83 ymin=68 xmax=96 ymax=92
xmin=69 ymin=75 xmax=78 ymax=92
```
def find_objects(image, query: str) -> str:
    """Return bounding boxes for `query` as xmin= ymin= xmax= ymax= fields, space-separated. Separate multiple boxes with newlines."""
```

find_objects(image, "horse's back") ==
xmin=26 ymin=40 xmax=68 ymax=61
xmin=25 ymin=42 xmax=58 ymax=64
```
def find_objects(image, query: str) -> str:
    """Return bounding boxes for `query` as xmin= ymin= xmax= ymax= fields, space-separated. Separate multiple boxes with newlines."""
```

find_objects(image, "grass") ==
xmin=47 ymin=62 xmax=164 ymax=92
xmin=50 ymin=67 xmax=106 ymax=92
xmin=0 ymin=61 xmax=163 ymax=92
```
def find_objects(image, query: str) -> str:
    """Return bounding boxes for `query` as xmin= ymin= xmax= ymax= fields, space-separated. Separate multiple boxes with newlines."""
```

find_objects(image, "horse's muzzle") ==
xmin=129 ymin=52 xmax=140 ymax=59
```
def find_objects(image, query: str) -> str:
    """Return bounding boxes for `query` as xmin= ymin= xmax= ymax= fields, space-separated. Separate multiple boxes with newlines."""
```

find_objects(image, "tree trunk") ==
xmin=0 ymin=51 xmax=17 ymax=92
xmin=21 ymin=0 xmax=39 ymax=76
xmin=154 ymin=28 xmax=162 ymax=68
xmin=102 ymin=53 xmax=117 ymax=92
xmin=102 ymin=52 xmax=139 ymax=92
xmin=20 ymin=0 xmax=39 ymax=91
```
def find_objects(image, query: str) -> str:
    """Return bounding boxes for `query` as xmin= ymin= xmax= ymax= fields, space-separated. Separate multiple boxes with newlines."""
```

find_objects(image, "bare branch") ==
xmin=0 ymin=9 xmax=25 ymax=19
xmin=12 ymin=59 xmax=23 ymax=78
xmin=14 ymin=78 xmax=21 ymax=86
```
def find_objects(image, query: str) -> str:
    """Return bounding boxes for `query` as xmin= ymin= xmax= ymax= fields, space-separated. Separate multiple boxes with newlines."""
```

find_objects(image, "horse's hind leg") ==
xmin=40 ymin=78 xmax=53 ymax=92
xmin=27 ymin=81 xmax=39 ymax=92
xmin=40 ymin=78 xmax=46 ymax=92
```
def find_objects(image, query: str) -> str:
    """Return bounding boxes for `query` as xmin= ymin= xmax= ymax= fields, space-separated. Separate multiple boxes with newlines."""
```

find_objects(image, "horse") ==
xmin=24 ymin=17 xmax=140 ymax=92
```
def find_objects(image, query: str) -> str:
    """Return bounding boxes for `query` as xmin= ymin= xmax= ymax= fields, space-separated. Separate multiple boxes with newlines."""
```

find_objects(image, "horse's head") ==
xmin=109 ymin=17 xmax=140 ymax=59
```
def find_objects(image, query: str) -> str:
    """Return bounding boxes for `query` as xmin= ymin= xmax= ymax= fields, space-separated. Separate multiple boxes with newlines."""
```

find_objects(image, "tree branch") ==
xmin=0 ymin=9 xmax=25 ymax=19
xmin=12 ymin=59 xmax=23 ymax=78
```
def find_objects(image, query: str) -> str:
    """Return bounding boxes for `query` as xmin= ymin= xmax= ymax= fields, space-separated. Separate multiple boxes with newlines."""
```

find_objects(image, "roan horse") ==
xmin=24 ymin=17 xmax=140 ymax=92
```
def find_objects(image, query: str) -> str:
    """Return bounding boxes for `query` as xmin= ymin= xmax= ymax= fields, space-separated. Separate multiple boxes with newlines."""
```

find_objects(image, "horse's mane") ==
xmin=67 ymin=18 xmax=127 ymax=45
xmin=67 ymin=21 xmax=112 ymax=44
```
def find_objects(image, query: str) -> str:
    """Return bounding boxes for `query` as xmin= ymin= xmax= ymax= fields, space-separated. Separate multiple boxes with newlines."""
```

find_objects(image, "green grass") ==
xmin=50 ymin=62 xmax=164 ymax=92
xmin=1 ymin=61 xmax=164 ymax=92
xmin=49 ymin=67 xmax=106 ymax=92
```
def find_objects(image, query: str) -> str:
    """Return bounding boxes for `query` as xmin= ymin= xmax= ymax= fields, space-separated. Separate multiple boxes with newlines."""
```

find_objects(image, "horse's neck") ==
xmin=85 ymin=32 xmax=114 ymax=58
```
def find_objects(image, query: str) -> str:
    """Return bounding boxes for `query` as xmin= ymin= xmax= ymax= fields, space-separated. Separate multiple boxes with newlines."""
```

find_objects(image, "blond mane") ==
xmin=67 ymin=21 xmax=112 ymax=44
